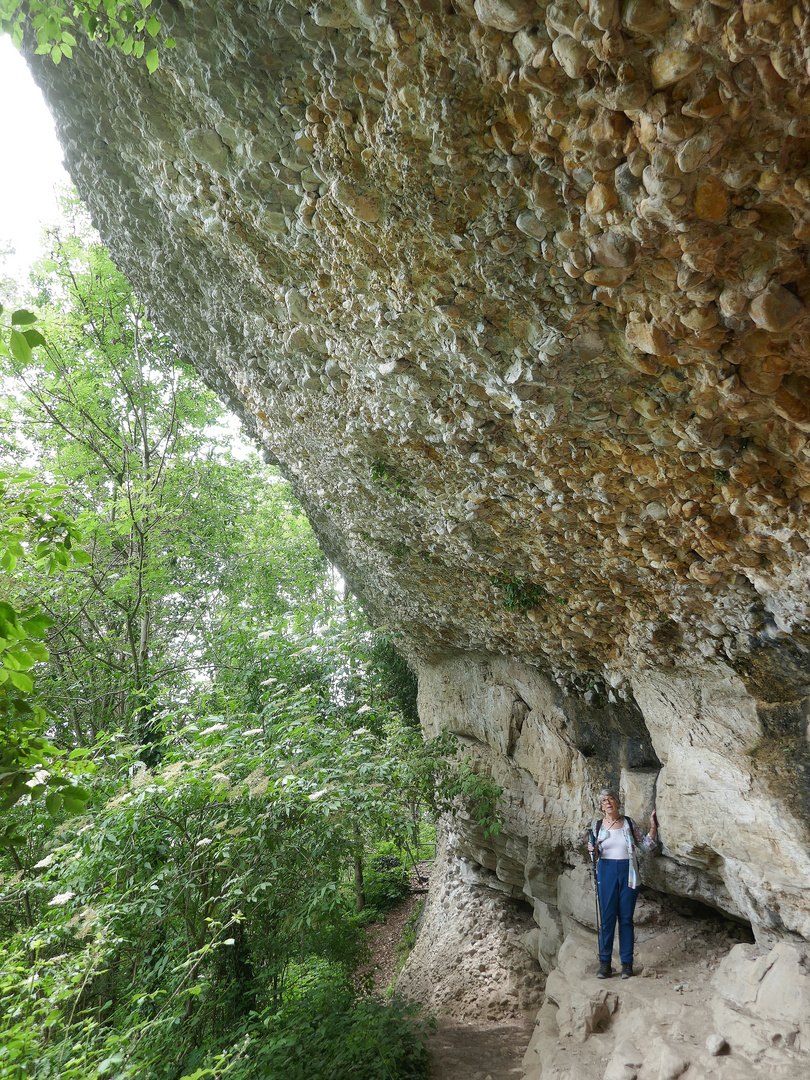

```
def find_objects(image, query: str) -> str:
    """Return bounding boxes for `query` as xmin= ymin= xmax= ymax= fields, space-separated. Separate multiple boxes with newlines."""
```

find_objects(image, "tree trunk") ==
xmin=353 ymin=823 xmax=365 ymax=913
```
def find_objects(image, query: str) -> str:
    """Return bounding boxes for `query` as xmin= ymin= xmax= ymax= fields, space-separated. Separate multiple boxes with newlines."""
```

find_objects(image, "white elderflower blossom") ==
xmin=200 ymin=722 xmax=228 ymax=736
xmin=48 ymin=891 xmax=75 ymax=907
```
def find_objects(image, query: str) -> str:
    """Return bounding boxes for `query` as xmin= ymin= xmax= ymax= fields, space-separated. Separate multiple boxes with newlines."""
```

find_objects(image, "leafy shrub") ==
xmin=364 ymin=854 xmax=409 ymax=915
xmin=233 ymin=985 xmax=432 ymax=1080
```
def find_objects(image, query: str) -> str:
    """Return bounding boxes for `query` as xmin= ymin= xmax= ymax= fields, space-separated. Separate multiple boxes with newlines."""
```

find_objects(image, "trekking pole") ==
xmin=589 ymin=829 xmax=602 ymax=952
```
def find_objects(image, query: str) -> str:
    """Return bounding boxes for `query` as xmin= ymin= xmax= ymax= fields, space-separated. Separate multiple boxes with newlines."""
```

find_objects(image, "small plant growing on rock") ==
xmin=370 ymin=457 xmax=413 ymax=499
xmin=492 ymin=573 xmax=550 ymax=611
xmin=446 ymin=756 xmax=502 ymax=838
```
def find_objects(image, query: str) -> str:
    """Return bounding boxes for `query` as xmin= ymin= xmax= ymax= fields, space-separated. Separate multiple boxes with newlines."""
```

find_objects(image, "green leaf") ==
xmin=45 ymin=791 xmax=63 ymax=816
xmin=7 ymin=670 xmax=33 ymax=692
xmin=22 ymin=328 xmax=46 ymax=348
xmin=21 ymin=613 xmax=53 ymax=637
xmin=146 ymin=14 xmax=159 ymax=36
xmin=10 ymin=310 xmax=36 ymax=326
xmin=97 ymin=1054 xmax=124 ymax=1075
xmin=145 ymin=47 xmax=159 ymax=73
xmin=61 ymin=785 xmax=91 ymax=802
xmin=51 ymin=44 xmax=62 ymax=63
xmin=71 ymin=548 xmax=92 ymax=565
xmin=9 ymin=328 xmax=32 ymax=364
xmin=53 ymin=547 xmax=70 ymax=568
xmin=133 ymin=38 xmax=144 ymax=58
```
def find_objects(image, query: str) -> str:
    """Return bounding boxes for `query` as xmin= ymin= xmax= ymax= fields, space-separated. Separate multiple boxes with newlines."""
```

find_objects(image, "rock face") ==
xmin=394 ymin=825 xmax=546 ymax=1019
xmin=21 ymin=1 xmax=810 ymax=1072
xmin=24 ymin=0 xmax=810 ymax=685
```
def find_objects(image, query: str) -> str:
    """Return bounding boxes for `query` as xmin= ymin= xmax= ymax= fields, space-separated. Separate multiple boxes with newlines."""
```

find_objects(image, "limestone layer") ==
xmin=23 ymin=0 xmax=810 ymax=691
xmin=416 ymin=650 xmax=810 ymax=940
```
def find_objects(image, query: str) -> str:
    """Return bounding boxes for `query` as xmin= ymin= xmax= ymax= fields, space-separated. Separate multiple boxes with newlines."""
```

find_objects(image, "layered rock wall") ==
xmin=417 ymin=650 xmax=810 ymax=941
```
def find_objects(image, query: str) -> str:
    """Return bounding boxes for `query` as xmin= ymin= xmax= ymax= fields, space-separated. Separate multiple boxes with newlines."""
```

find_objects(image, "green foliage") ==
xmin=0 ymin=414 xmax=94 ymax=821
xmin=2 ymin=234 xmax=297 ymax=748
xmin=445 ymin=756 xmax=502 ymax=838
xmin=236 ymin=985 xmax=432 ymax=1080
xmin=492 ymin=572 xmax=550 ymax=612
xmin=0 ymin=699 xmax=441 ymax=1078
xmin=365 ymin=635 xmax=419 ymax=726
xmin=363 ymin=854 xmax=409 ymax=916
xmin=0 ymin=0 xmax=175 ymax=70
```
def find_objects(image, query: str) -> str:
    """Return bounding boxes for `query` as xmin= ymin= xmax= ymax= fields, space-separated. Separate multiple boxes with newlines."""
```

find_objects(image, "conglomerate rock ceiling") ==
xmin=27 ymin=0 xmax=810 ymax=691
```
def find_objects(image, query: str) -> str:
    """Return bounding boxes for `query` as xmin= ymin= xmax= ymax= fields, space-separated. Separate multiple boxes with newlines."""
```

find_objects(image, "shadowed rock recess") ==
xmin=24 ymin=0 xmax=810 ymax=1070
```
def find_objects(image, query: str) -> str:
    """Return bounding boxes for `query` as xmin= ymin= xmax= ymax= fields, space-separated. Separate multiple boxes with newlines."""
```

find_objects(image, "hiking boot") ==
xmin=621 ymin=963 xmax=634 ymax=979
xmin=597 ymin=961 xmax=612 ymax=979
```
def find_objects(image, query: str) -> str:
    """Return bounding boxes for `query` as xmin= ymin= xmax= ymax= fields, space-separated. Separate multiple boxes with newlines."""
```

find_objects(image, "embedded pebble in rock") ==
xmin=693 ymin=177 xmax=729 ymax=223
xmin=651 ymin=49 xmax=703 ymax=89
xmin=330 ymin=180 xmax=380 ymax=224
xmin=749 ymin=285 xmax=806 ymax=334
xmin=551 ymin=36 xmax=589 ymax=81
xmin=705 ymin=1034 xmax=728 ymax=1057
xmin=515 ymin=210 xmax=547 ymax=241
xmin=622 ymin=0 xmax=674 ymax=34
xmin=22 ymin=11 xmax=810 ymax=1074
xmin=473 ymin=0 xmax=534 ymax=33
xmin=586 ymin=183 xmax=618 ymax=216
xmin=589 ymin=0 xmax=620 ymax=31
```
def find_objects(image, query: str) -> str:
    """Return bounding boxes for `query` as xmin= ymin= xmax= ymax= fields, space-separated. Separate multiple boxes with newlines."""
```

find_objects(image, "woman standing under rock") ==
xmin=588 ymin=789 xmax=658 ymax=979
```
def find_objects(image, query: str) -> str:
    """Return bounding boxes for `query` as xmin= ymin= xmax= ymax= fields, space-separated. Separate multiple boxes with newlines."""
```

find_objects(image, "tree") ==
xmin=1 ymin=0 xmax=175 ymax=72
xmin=3 ymin=233 xmax=281 ymax=750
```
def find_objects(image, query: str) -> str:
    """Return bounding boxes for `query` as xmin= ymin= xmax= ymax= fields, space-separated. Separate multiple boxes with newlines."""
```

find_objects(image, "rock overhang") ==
xmin=22 ymin=0 xmax=810 ymax=693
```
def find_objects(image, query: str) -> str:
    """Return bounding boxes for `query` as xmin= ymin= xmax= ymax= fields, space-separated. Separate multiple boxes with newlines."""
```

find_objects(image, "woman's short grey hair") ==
xmin=597 ymin=788 xmax=619 ymax=804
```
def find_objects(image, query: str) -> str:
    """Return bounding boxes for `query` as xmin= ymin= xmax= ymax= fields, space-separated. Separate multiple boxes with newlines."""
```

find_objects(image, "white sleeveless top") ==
xmin=599 ymin=826 xmax=628 ymax=860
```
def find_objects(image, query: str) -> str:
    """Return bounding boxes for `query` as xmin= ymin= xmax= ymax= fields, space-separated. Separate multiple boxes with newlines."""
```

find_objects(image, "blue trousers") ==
xmin=596 ymin=859 xmax=638 ymax=965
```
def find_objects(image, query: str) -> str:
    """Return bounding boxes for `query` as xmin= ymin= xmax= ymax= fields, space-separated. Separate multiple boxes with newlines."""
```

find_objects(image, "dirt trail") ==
xmin=427 ymin=1019 xmax=534 ymax=1080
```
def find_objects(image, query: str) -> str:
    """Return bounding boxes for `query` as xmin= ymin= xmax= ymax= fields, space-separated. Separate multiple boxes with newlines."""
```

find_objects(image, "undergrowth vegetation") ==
xmin=0 ymin=218 xmax=502 ymax=1079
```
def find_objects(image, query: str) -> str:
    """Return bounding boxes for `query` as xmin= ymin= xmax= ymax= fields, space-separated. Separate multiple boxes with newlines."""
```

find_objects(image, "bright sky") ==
xmin=0 ymin=35 xmax=71 ymax=279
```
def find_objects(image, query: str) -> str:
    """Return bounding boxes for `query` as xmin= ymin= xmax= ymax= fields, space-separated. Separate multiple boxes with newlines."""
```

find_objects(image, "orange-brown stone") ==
xmin=693 ymin=177 xmax=729 ymax=222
